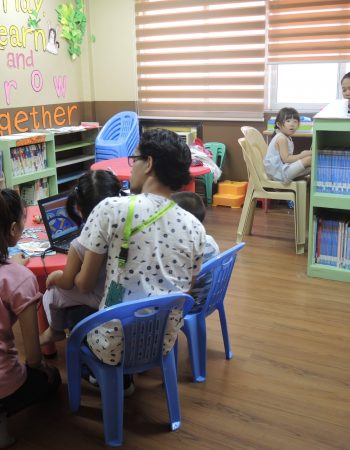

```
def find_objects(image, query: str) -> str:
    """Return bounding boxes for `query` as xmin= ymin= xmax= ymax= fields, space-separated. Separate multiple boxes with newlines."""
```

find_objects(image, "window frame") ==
xmin=266 ymin=62 xmax=350 ymax=113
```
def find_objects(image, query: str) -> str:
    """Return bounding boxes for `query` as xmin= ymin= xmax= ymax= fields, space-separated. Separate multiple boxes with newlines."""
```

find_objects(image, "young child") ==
xmin=264 ymin=107 xmax=312 ymax=182
xmin=40 ymin=170 xmax=123 ymax=346
xmin=0 ymin=189 xmax=61 ymax=448
xmin=171 ymin=192 xmax=219 ymax=310
xmin=341 ymin=72 xmax=350 ymax=114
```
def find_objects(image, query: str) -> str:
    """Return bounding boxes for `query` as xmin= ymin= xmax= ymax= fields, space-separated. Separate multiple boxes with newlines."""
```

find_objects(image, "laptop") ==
xmin=38 ymin=193 xmax=82 ymax=254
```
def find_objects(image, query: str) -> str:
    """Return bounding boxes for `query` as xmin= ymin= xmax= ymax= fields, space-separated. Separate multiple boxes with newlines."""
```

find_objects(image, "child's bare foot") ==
xmin=39 ymin=327 xmax=66 ymax=346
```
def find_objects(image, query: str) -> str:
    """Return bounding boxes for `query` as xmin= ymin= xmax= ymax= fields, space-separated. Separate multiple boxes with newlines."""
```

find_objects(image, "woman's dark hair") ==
xmin=341 ymin=72 xmax=350 ymax=84
xmin=138 ymin=128 xmax=192 ymax=191
xmin=272 ymin=107 xmax=300 ymax=137
xmin=0 ymin=189 xmax=24 ymax=264
xmin=171 ymin=192 xmax=206 ymax=223
xmin=66 ymin=170 xmax=122 ymax=226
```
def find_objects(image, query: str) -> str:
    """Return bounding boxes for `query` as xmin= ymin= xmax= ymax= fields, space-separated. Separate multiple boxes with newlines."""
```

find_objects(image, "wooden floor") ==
xmin=11 ymin=205 xmax=350 ymax=450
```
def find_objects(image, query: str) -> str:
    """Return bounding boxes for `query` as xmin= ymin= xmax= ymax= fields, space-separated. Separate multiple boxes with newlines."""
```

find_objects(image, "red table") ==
xmin=91 ymin=157 xmax=211 ymax=192
xmin=23 ymin=206 xmax=67 ymax=356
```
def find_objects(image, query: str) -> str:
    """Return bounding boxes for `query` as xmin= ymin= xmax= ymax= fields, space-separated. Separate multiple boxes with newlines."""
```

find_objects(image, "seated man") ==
xmin=74 ymin=129 xmax=206 ymax=374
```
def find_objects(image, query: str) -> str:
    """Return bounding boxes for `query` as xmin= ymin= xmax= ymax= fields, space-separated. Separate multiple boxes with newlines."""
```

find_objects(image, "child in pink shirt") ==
xmin=0 ymin=189 xmax=61 ymax=448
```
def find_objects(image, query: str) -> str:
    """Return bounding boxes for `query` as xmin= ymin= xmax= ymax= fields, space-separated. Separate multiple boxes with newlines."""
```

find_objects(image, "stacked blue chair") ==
xmin=95 ymin=111 xmax=139 ymax=162
xmin=66 ymin=293 xmax=194 ymax=447
xmin=180 ymin=243 xmax=245 ymax=382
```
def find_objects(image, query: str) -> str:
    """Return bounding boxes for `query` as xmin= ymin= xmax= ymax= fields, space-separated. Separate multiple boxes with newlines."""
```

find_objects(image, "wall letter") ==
xmin=0 ymin=25 xmax=8 ymax=50
xmin=53 ymin=106 xmax=66 ymax=126
xmin=31 ymin=69 xmax=43 ymax=92
xmin=4 ymin=80 xmax=17 ymax=105
xmin=14 ymin=110 xmax=29 ymax=132
xmin=53 ymin=75 xmax=67 ymax=98
xmin=67 ymin=104 xmax=78 ymax=124
xmin=0 ymin=112 xmax=12 ymax=136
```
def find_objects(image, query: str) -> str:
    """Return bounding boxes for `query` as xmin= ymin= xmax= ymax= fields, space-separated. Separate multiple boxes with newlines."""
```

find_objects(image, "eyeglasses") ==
xmin=127 ymin=155 xmax=145 ymax=167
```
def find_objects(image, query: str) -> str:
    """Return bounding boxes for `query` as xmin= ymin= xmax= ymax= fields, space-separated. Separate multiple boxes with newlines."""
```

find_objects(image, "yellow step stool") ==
xmin=212 ymin=181 xmax=248 ymax=208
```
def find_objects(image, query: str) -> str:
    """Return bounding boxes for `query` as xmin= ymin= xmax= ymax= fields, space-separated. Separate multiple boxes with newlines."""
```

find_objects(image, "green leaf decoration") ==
xmin=56 ymin=0 xmax=87 ymax=60
xmin=27 ymin=8 xmax=41 ymax=30
xmin=91 ymin=34 xmax=96 ymax=43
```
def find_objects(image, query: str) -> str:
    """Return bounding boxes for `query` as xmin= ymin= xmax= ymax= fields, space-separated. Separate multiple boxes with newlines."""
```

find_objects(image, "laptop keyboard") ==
xmin=57 ymin=239 xmax=72 ymax=250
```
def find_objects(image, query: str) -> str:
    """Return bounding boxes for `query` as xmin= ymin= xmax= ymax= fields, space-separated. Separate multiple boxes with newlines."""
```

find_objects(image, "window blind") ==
xmin=135 ymin=0 xmax=266 ymax=121
xmin=268 ymin=0 xmax=350 ymax=64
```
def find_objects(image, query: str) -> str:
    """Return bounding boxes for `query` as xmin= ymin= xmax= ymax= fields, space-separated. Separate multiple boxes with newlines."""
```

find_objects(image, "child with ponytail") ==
xmin=40 ymin=170 xmax=123 ymax=345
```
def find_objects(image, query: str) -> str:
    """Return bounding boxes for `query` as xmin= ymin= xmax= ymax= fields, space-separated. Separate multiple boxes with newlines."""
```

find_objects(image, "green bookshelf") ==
xmin=307 ymin=118 xmax=350 ymax=283
xmin=0 ymin=132 xmax=58 ymax=203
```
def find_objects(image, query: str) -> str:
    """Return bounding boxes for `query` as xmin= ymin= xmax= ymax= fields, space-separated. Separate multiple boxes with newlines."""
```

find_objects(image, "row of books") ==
xmin=316 ymin=148 xmax=350 ymax=194
xmin=10 ymin=143 xmax=47 ymax=177
xmin=16 ymin=178 xmax=49 ymax=206
xmin=0 ymin=151 xmax=3 ymax=179
xmin=314 ymin=216 xmax=350 ymax=269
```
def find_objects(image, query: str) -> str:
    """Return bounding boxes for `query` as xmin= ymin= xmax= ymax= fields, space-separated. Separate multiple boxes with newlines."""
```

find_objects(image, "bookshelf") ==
xmin=52 ymin=127 xmax=99 ymax=191
xmin=0 ymin=149 xmax=4 ymax=189
xmin=307 ymin=118 xmax=350 ymax=283
xmin=0 ymin=133 xmax=58 ymax=204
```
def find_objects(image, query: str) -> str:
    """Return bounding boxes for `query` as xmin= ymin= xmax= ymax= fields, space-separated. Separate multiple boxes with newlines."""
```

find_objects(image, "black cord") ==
xmin=40 ymin=248 xmax=53 ymax=278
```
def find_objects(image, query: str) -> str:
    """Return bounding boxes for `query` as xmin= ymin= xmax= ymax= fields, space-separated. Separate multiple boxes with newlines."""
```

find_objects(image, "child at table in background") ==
xmin=0 ymin=189 xmax=61 ymax=448
xmin=264 ymin=107 xmax=312 ymax=182
xmin=40 ymin=170 xmax=123 ymax=346
xmin=171 ymin=192 xmax=219 ymax=310
xmin=341 ymin=72 xmax=350 ymax=114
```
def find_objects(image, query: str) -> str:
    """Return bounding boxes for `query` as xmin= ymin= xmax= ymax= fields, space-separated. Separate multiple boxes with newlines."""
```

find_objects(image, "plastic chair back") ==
xmin=241 ymin=126 xmax=267 ymax=159
xmin=66 ymin=293 xmax=194 ymax=446
xmin=197 ymin=142 xmax=226 ymax=205
xmin=95 ymin=111 xmax=139 ymax=161
xmin=204 ymin=142 xmax=226 ymax=170
xmin=238 ymin=138 xmax=266 ymax=192
xmin=181 ymin=243 xmax=245 ymax=382
xmin=237 ymin=137 xmax=307 ymax=254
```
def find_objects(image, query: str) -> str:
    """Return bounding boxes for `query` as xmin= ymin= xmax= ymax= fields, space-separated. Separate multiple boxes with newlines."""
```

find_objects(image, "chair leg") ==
xmin=67 ymin=360 xmax=82 ymax=413
xmin=162 ymin=351 xmax=181 ymax=431
xmin=246 ymin=197 xmax=257 ymax=235
xmin=182 ymin=316 xmax=207 ymax=382
xmin=217 ymin=305 xmax=232 ymax=360
xmin=98 ymin=367 xmax=124 ymax=447
xmin=0 ymin=413 xmax=15 ymax=449
xmin=204 ymin=174 xmax=214 ymax=205
xmin=236 ymin=185 xmax=255 ymax=242
xmin=294 ymin=183 xmax=307 ymax=254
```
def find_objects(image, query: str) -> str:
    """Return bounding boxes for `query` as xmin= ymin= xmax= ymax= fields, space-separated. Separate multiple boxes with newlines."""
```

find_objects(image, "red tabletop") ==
xmin=91 ymin=157 xmax=210 ymax=192
xmin=25 ymin=206 xmax=67 ymax=279
xmin=22 ymin=205 xmax=67 ymax=356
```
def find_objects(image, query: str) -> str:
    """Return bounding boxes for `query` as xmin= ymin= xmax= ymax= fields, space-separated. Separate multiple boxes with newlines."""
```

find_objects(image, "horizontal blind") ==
xmin=135 ymin=0 xmax=266 ymax=121
xmin=268 ymin=0 xmax=350 ymax=63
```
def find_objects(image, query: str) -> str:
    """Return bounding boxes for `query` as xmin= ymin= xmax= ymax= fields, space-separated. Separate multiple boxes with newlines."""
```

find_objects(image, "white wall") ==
xmin=88 ymin=0 xmax=137 ymax=102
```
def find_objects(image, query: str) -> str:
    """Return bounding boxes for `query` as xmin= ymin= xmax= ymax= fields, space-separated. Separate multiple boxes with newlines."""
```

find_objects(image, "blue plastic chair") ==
xmin=95 ymin=111 xmax=139 ymax=162
xmin=196 ymin=142 xmax=226 ymax=205
xmin=66 ymin=293 xmax=194 ymax=447
xmin=181 ymin=243 xmax=245 ymax=382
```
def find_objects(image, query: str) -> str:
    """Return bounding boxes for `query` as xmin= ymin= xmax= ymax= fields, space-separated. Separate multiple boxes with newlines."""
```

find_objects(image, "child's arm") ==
xmin=74 ymin=249 xmax=105 ymax=293
xmin=18 ymin=302 xmax=43 ymax=367
xmin=19 ymin=303 xmax=58 ymax=380
xmin=277 ymin=135 xmax=312 ymax=164
xmin=46 ymin=246 xmax=82 ymax=290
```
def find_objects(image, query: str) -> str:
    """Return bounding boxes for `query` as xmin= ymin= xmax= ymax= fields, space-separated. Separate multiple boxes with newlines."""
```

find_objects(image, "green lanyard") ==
xmin=118 ymin=195 xmax=175 ymax=268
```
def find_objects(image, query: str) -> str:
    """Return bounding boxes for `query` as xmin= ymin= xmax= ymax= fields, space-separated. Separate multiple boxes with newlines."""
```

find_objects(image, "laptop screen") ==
xmin=39 ymin=195 xmax=80 ymax=240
